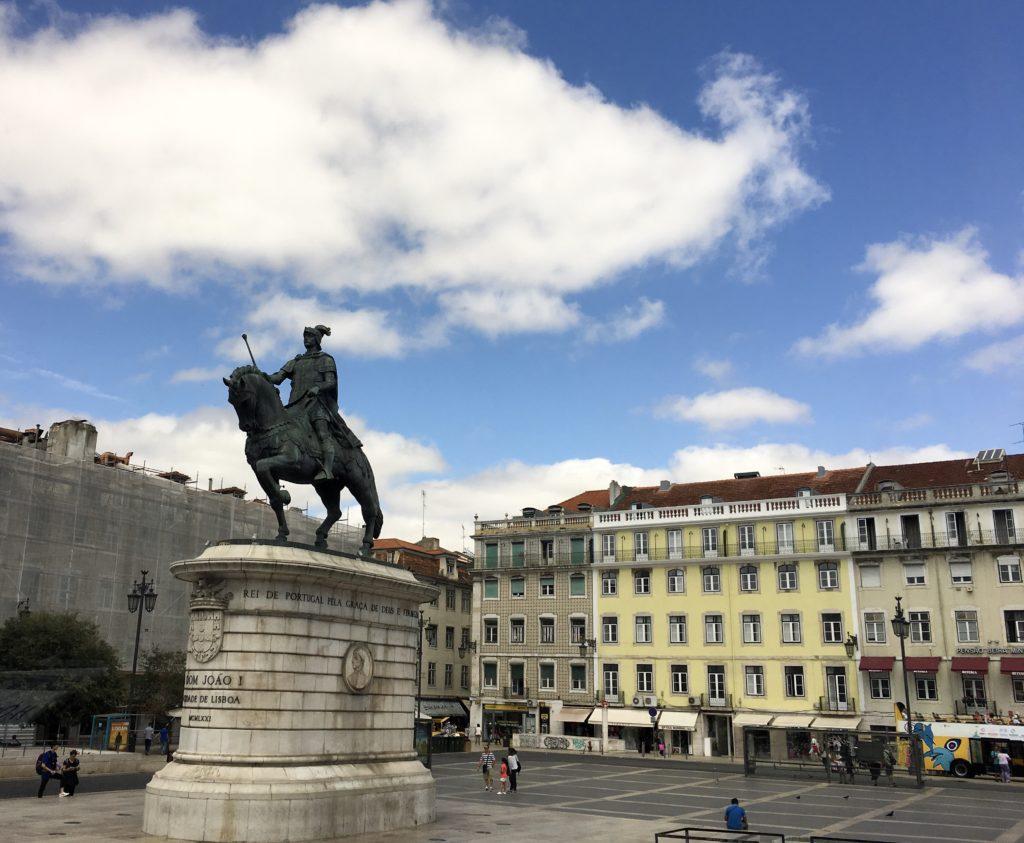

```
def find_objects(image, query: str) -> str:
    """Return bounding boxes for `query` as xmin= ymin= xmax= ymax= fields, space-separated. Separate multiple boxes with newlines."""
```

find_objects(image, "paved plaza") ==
xmin=3 ymin=751 xmax=1024 ymax=842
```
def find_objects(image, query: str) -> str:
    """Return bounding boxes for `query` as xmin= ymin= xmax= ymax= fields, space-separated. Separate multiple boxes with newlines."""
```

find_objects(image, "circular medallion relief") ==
xmin=343 ymin=642 xmax=374 ymax=693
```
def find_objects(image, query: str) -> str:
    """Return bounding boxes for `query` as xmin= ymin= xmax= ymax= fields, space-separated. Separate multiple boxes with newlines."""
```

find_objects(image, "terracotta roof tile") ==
xmin=866 ymin=453 xmax=1024 ymax=490
xmin=613 ymin=467 xmax=866 ymax=509
xmin=556 ymin=489 xmax=608 ymax=512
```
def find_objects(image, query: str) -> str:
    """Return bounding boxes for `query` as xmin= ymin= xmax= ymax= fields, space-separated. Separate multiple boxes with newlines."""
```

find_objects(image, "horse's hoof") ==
xmin=275 ymin=534 xmax=289 ymax=544
xmin=314 ymin=540 xmax=328 ymax=550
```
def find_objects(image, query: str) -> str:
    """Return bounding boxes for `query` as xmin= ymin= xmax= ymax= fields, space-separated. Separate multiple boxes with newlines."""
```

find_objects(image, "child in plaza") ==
xmin=497 ymin=757 xmax=509 ymax=795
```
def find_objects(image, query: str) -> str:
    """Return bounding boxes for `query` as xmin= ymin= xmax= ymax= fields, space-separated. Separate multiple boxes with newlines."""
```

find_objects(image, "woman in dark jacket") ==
xmin=59 ymin=750 xmax=80 ymax=797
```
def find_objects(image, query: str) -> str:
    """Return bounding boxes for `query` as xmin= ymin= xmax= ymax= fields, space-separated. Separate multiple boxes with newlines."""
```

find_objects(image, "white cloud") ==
xmin=892 ymin=412 xmax=933 ymax=432
xmin=693 ymin=356 xmax=733 ymax=381
xmin=31 ymin=367 xmax=123 ymax=401
xmin=583 ymin=298 xmax=664 ymax=343
xmin=170 ymin=366 xmax=224 ymax=384
xmin=655 ymin=387 xmax=811 ymax=430
xmin=795 ymin=230 xmax=1024 ymax=357
xmin=964 ymin=334 xmax=1024 ymax=373
xmin=0 ymin=2 xmax=825 ymax=340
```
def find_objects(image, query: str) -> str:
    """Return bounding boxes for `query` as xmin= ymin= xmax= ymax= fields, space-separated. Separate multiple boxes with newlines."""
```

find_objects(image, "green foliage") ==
xmin=0 ymin=611 xmax=124 ymax=729
xmin=134 ymin=647 xmax=186 ymax=718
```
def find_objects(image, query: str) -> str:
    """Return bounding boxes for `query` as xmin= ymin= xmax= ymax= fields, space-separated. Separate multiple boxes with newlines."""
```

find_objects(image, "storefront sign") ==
xmin=957 ymin=647 xmax=1024 ymax=655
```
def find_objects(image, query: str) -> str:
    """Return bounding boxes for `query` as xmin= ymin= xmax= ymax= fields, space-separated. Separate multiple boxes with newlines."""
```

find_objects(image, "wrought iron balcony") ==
xmin=954 ymin=697 xmax=1000 ymax=717
xmin=818 ymin=695 xmax=857 ymax=713
xmin=503 ymin=684 xmax=530 ymax=699
xmin=602 ymin=538 xmax=839 ymax=564
xmin=700 ymin=692 xmax=733 ymax=709
xmin=475 ymin=551 xmax=591 ymax=571
xmin=847 ymin=528 xmax=1024 ymax=553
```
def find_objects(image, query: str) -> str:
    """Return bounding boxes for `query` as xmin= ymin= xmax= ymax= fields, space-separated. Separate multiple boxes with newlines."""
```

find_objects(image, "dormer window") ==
xmin=700 ymin=496 xmax=713 ymax=505
xmin=630 ymin=502 xmax=643 ymax=510
xmin=446 ymin=559 xmax=455 ymax=576
xmin=877 ymin=481 xmax=896 ymax=492
xmin=989 ymin=471 xmax=1010 ymax=484
xmin=797 ymin=488 xmax=812 ymax=498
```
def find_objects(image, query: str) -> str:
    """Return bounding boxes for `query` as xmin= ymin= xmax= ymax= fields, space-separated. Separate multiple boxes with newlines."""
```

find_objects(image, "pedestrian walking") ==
xmin=144 ymin=723 xmax=154 ymax=755
xmin=507 ymin=747 xmax=521 ymax=793
xmin=476 ymin=744 xmax=495 ymax=791
xmin=472 ymin=724 xmax=481 ymax=746
xmin=159 ymin=723 xmax=170 ymax=756
xmin=35 ymin=743 xmax=59 ymax=798
xmin=882 ymin=747 xmax=896 ymax=787
xmin=658 ymin=739 xmax=666 ymax=758
xmin=841 ymin=742 xmax=855 ymax=784
xmin=59 ymin=750 xmax=80 ymax=797
xmin=724 ymin=797 xmax=747 ymax=831
xmin=996 ymin=748 xmax=1012 ymax=783
xmin=497 ymin=757 xmax=509 ymax=795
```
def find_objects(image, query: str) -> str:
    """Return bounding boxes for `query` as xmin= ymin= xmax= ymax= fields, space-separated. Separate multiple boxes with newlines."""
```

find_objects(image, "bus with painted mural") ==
xmin=898 ymin=702 xmax=1024 ymax=778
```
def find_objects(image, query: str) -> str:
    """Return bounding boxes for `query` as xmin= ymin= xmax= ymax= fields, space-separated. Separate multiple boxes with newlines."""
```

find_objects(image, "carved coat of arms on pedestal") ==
xmin=188 ymin=577 xmax=231 ymax=664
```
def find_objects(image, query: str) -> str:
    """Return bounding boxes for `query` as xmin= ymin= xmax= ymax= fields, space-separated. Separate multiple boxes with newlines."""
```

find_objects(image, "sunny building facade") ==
xmin=845 ymin=451 xmax=1024 ymax=729
xmin=469 ymin=492 xmax=606 ymax=742
xmin=592 ymin=469 xmax=866 ymax=758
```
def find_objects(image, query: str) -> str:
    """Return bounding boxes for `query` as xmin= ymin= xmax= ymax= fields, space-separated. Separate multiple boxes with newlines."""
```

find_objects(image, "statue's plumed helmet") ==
xmin=303 ymin=324 xmax=331 ymax=342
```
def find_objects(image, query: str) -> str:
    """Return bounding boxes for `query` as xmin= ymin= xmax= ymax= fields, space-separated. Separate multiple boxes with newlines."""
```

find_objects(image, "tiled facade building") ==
xmin=372 ymin=537 xmax=473 ymax=725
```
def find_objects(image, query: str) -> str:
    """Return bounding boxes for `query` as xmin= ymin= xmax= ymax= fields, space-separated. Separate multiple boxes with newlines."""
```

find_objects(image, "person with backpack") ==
xmin=35 ymin=743 xmax=59 ymax=798
xmin=59 ymin=750 xmax=80 ymax=797
xmin=506 ymin=747 xmax=521 ymax=793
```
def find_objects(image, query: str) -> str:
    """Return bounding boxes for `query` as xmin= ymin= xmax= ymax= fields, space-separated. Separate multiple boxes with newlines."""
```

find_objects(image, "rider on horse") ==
xmin=264 ymin=325 xmax=361 ymax=481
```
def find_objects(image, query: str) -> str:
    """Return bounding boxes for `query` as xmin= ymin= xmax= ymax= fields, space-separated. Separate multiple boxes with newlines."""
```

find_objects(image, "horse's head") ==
xmin=223 ymin=365 xmax=280 ymax=432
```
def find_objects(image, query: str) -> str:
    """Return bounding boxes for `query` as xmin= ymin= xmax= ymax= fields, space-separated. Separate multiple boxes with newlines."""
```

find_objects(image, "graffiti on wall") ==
xmin=514 ymin=733 xmax=600 ymax=752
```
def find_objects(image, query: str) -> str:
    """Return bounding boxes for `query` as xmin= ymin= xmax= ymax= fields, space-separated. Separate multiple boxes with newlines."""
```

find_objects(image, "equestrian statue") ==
xmin=223 ymin=325 xmax=383 ymax=555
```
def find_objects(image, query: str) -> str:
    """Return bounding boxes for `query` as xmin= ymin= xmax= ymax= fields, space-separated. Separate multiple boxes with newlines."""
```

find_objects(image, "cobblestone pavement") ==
xmin=4 ymin=751 xmax=1024 ymax=842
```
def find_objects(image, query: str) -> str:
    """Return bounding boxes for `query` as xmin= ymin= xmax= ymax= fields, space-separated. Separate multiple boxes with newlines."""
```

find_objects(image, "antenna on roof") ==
xmin=1013 ymin=422 xmax=1024 ymax=446
xmin=421 ymin=489 xmax=426 ymax=538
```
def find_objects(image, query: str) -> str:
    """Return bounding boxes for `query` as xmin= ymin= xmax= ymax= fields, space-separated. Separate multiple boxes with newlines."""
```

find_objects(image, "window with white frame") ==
xmin=634 ymin=569 xmax=651 ymax=595
xmin=702 ymin=566 xmax=721 ymax=593
xmin=916 ymin=676 xmax=937 ymax=701
xmin=602 ymin=533 xmax=616 ymax=560
xmin=669 ymin=614 xmax=687 ymax=643
xmin=742 ymin=613 xmax=762 ymax=644
xmin=636 ymin=664 xmax=654 ymax=693
xmin=571 ymin=664 xmax=587 ymax=691
xmin=950 ymin=560 xmax=973 ymax=585
xmin=635 ymin=615 xmax=653 ymax=644
xmin=1014 ymin=677 xmax=1024 ymax=704
xmin=909 ymin=611 xmax=931 ymax=643
xmin=668 ymin=529 xmax=683 ymax=559
xmin=818 ymin=561 xmax=839 ymax=590
xmin=539 ymin=662 xmax=555 ymax=690
xmin=857 ymin=516 xmax=877 ymax=550
xmin=540 ymin=539 xmax=554 ymax=563
xmin=739 ymin=565 xmax=759 ymax=592
xmin=822 ymin=613 xmax=843 ymax=643
xmin=671 ymin=664 xmax=688 ymax=694
xmin=539 ymin=616 xmax=555 ymax=644
xmin=904 ymin=562 xmax=926 ymax=585
xmin=859 ymin=564 xmax=881 ymax=588
xmin=745 ymin=665 xmax=765 ymax=696
xmin=667 ymin=568 xmax=685 ymax=593
xmin=570 ymin=617 xmax=587 ymax=644
xmin=777 ymin=563 xmax=798 ymax=591
xmin=1005 ymin=610 xmax=1024 ymax=643
xmin=570 ymin=572 xmax=586 ymax=596
xmin=781 ymin=613 xmax=802 ymax=643
xmin=999 ymin=555 xmax=1022 ymax=583
xmin=604 ymin=664 xmax=620 ymax=699
xmin=776 ymin=522 xmax=794 ymax=553
xmin=864 ymin=612 xmax=886 ymax=643
xmin=797 ymin=488 xmax=812 ymax=498
xmin=784 ymin=666 xmax=805 ymax=697
xmin=634 ymin=531 xmax=649 ymax=559
xmin=484 ymin=618 xmax=498 ymax=644
xmin=700 ymin=495 xmax=714 ymax=505
xmin=956 ymin=610 xmax=979 ymax=643
xmin=994 ymin=509 xmax=1016 ymax=543
xmin=511 ymin=576 xmax=525 ymax=598
xmin=963 ymin=676 xmax=987 ymax=703
xmin=602 ymin=615 xmax=618 ymax=644
xmin=510 ymin=618 xmax=525 ymax=644
xmin=869 ymin=673 xmax=891 ymax=699
xmin=739 ymin=524 xmax=756 ymax=555
xmin=816 ymin=519 xmax=835 ymax=550
xmin=602 ymin=570 xmax=618 ymax=595
xmin=483 ymin=661 xmax=497 ymax=687
xmin=705 ymin=614 xmax=724 ymax=644
xmin=540 ymin=575 xmax=555 ymax=596
xmin=702 ymin=527 xmax=718 ymax=557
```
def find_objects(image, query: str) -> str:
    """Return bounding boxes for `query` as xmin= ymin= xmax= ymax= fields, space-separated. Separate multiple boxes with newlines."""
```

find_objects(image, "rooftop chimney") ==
xmin=659 ymin=480 xmax=671 ymax=492
xmin=417 ymin=537 xmax=441 ymax=551
xmin=609 ymin=480 xmax=622 ymax=506
xmin=733 ymin=471 xmax=760 ymax=480
xmin=816 ymin=465 xmax=827 ymax=478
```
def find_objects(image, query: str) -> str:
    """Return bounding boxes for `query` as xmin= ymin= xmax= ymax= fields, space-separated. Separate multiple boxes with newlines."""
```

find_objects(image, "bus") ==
xmin=898 ymin=702 xmax=1024 ymax=778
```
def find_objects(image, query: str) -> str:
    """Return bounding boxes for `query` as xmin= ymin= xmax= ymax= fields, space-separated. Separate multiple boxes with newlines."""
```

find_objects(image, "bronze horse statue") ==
xmin=223 ymin=365 xmax=383 ymax=555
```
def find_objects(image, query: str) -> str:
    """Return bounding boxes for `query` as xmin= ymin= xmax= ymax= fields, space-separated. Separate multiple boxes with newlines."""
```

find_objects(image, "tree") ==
xmin=0 ymin=611 xmax=124 ymax=735
xmin=134 ymin=647 xmax=186 ymax=719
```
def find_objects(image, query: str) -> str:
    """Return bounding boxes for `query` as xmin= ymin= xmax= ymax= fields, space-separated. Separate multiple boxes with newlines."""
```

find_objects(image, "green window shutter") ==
xmin=485 ymin=543 xmax=498 ymax=569
xmin=571 ymin=537 xmax=585 ymax=565
xmin=512 ymin=542 xmax=525 ymax=567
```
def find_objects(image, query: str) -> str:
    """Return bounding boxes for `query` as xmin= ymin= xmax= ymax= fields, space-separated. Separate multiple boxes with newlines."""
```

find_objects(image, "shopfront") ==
xmin=657 ymin=710 xmax=697 ymax=755
xmin=483 ymin=703 xmax=531 ymax=745
xmin=595 ymin=707 xmax=656 ymax=752
xmin=705 ymin=713 xmax=732 ymax=756
xmin=733 ymin=713 xmax=774 ymax=759
xmin=770 ymin=713 xmax=816 ymax=760
xmin=557 ymin=706 xmax=594 ymax=737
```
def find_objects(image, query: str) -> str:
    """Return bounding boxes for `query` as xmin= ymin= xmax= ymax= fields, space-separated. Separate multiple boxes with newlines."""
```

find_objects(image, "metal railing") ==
xmin=502 ymin=684 xmax=530 ymax=699
xmin=954 ymin=697 xmax=1000 ymax=717
xmin=847 ymin=528 xmax=1024 ymax=552
xmin=476 ymin=514 xmax=592 ymax=533
xmin=818 ymin=696 xmax=857 ymax=713
xmin=599 ymin=539 xmax=839 ymax=564
xmin=602 ymin=494 xmax=846 ymax=529
xmin=476 ymin=551 xmax=590 ymax=570
xmin=849 ymin=481 xmax=1019 ymax=508
xmin=700 ymin=692 xmax=733 ymax=709
xmin=810 ymin=838 xmax=899 ymax=843
xmin=655 ymin=827 xmax=786 ymax=842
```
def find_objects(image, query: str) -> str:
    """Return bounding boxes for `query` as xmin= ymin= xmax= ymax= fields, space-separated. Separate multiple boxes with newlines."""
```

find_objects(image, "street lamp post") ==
xmin=414 ymin=613 xmax=430 ymax=749
xmin=127 ymin=570 xmax=158 ymax=705
xmin=891 ymin=596 xmax=923 ymax=787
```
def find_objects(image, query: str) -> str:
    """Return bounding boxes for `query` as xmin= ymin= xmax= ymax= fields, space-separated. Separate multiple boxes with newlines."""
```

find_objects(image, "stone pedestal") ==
xmin=143 ymin=541 xmax=437 ymax=842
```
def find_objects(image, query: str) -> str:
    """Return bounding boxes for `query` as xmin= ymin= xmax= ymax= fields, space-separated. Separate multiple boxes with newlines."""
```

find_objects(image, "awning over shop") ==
xmin=904 ymin=656 xmax=941 ymax=673
xmin=1001 ymin=657 xmax=1024 ymax=675
xmin=557 ymin=707 xmax=592 ymax=724
xmin=417 ymin=699 xmax=468 ymax=718
xmin=657 ymin=711 xmax=699 ymax=730
xmin=485 ymin=704 xmax=529 ymax=712
xmin=771 ymin=714 xmax=815 ymax=728
xmin=811 ymin=716 xmax=863 ymax=731
xmin=951 ymin=657 xmax=990 ymax=675
xmin=733 ymin=713 xmax=774 ymax=727
xmin=590 ymin=707 xmax=655 ymax=727
xmin=859 ymin=656 xmax=896 ymax=672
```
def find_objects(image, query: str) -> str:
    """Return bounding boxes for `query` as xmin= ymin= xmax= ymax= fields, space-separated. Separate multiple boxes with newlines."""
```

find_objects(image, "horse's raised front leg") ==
xmin=253 ymin=454 xmax=294 ymax=541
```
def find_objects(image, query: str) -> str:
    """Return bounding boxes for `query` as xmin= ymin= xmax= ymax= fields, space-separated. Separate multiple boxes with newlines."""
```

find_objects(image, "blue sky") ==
xmin=0 ymin=1 xmax=1022 ymax=546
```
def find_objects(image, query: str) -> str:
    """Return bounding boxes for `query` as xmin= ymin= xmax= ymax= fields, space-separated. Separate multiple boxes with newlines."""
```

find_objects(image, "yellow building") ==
xmin=593 ymin=469 xmax=865 ymax=759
